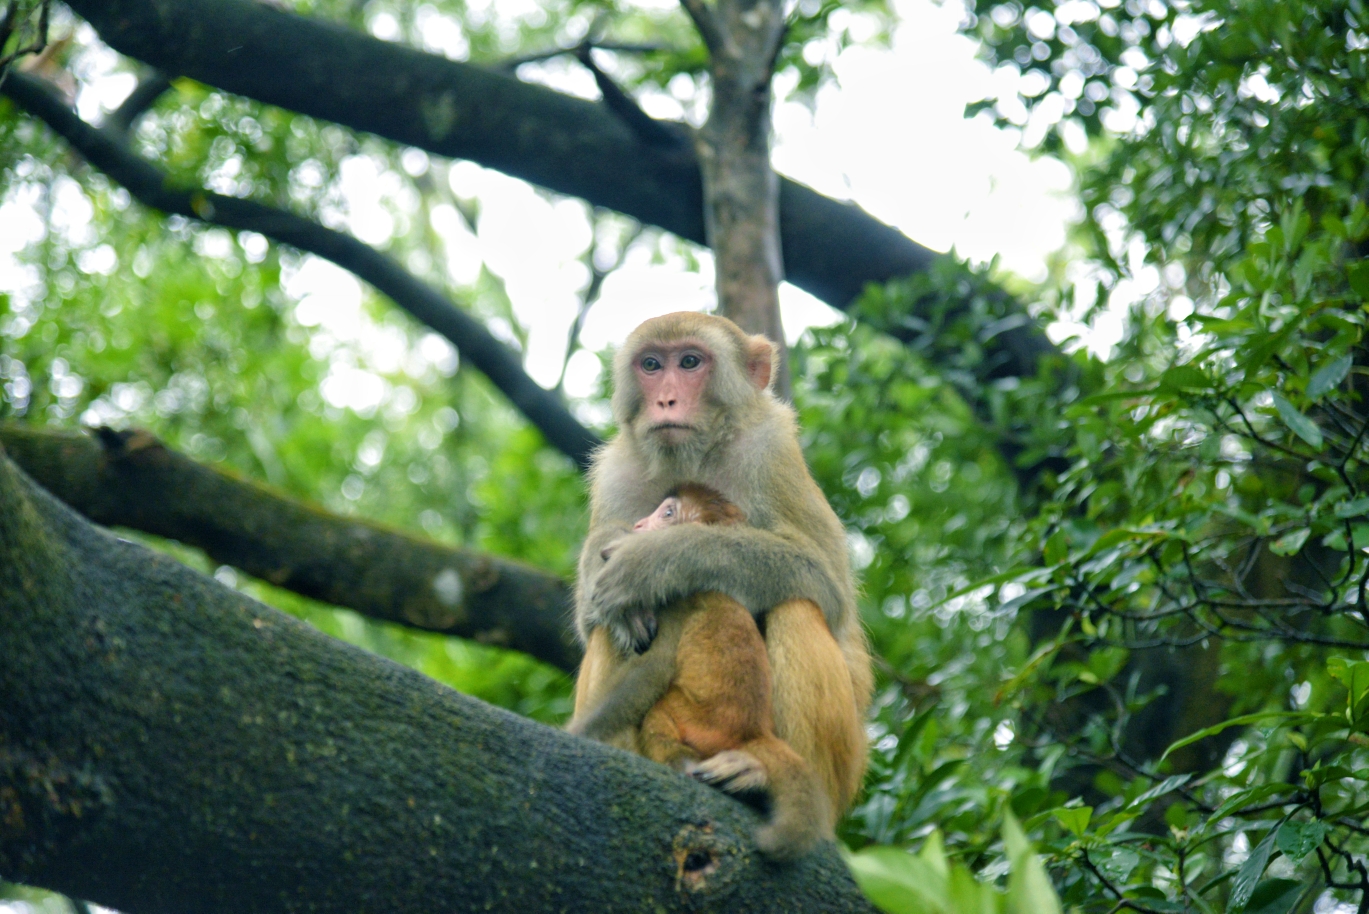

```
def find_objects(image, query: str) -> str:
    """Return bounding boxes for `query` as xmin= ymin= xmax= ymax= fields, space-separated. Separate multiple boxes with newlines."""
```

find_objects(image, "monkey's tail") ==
xmin=743 ymin=736 xmax=833 ymax=861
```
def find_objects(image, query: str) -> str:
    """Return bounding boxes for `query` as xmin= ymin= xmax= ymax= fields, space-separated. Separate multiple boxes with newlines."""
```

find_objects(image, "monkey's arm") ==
xmin=567 ymin=616 xmax=683 ymax=742
xmin=583 ymin=524 xmax=846 ymax=654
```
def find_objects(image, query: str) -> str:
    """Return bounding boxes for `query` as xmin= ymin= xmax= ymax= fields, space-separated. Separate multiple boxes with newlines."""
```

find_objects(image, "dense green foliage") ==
xmin=837 ymin=0 xmax=1369 ymax=909
xmin=3 ymin=0 xmax=1369 ymax=911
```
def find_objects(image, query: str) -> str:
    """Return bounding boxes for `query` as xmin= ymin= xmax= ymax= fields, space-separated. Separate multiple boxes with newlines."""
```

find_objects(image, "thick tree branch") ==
xmin=0 ymin=445 xmax=875 ymax=912
xmin=0 ymin=423 xmax=581 ymax=672
xmin=1 ymin=70 xmax=601 ymax=469
xmin=62 ymin=0 xmax=1057 ymax=387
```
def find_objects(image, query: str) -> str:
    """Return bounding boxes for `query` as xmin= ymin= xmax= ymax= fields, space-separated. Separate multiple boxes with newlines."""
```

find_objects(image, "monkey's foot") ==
xmin=685 ymin=750 xmax=767 ymax=794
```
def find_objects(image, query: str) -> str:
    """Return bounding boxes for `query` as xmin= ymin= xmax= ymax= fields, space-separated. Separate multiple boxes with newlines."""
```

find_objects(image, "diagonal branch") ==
xmin=1 ymin=70 xmax=601 ymax=469
xmin=574 ymin=44 xmax=687 ymax=149
xmin=0 ymin=423 xmax=582 ymax=671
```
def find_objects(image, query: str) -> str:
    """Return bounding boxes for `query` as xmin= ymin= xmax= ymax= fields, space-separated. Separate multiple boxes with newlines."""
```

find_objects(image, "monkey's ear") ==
xmin=744 ymin=335 xmax=776 ymax=391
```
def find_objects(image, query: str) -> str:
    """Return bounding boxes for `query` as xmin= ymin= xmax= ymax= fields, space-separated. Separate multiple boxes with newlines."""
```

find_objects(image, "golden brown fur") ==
xmin=570 ymin=484 xmax=829 ymax=859
xmin=571 ymin=312 xmax=872 ymax=820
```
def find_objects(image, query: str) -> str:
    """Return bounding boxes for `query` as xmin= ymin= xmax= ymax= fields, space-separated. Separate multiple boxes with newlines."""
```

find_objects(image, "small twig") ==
xmin=573 ymin=44 xmax=686 ymax=148
xmin=555 ymin=219 xmax=644 ymax=392
xmin=496 ymin=40 xmax=664 ymax=72
xmin=1081 ymin=849 xmax=1169 ymax=914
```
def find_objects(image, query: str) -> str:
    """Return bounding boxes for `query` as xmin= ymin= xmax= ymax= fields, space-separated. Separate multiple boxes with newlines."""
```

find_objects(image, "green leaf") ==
xmin=1122 ymin=774 xmax=1194 ymax=812
xmin=1210 ymin=784 xmax=1299 ymax=821
xmin=1307 ymin=354 xmax=1352 ymax=399
xmin=1327 ymin=657 xmax=1369 ymax=723
xmin=1268 ymin=528 xmax=1310 ymax=556
xmin=1003 ymin=811 xmax=1062 ymax=914
xmin=1043 ymin=529 xmax=1069 ymax=566
xmin=843 ymin=845 xmax=950 ymax=914
xmin=1272 ymin=394 xmax=1323 ymax=449
xmin=1052 ymin=805 xmax=1092 ymax=836
xmin=1159 ymin=364 xmax=1209 ymax=392
xmin=1091 ymin=846 xmax=1140 ymax=883
xmin=1335 ymin=497 xmax=1369 ymax=519
xmin=1229 ymin=828 xmax=1278 ymax=911
xmin=1159 ymin=712 xmax=1313 ymax=762
xmin=1349 ymin=260 xmax=1369 ymax=298
xmin=1274 ymin=820 xmax=1327 ymax=862
xmin=1245 ymin=879 xmax=1305 ymax=914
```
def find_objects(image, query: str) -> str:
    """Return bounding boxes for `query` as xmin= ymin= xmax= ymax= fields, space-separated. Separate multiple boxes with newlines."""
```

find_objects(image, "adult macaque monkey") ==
xmin=572 ymin=311 xmax=872 ymax=819
xmin=571 ymin=484 xmax=829 ymax=859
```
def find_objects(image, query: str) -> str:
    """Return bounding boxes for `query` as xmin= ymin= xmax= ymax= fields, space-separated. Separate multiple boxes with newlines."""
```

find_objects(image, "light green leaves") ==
xmin=845 ymin=814 xmax=1062 ymax=914
xmin=1051 ymin=805 xmax=1091 ymax=837
xmin=1003 ymin=812 xmax=1062 ymax=914
xmin=1268 ymin=528 xmax=1310 ymax=556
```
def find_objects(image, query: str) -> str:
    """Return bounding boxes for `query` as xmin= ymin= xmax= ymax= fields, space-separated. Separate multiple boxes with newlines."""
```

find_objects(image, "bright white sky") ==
xmin=0 ymin=0 xmax=1081 ymax=416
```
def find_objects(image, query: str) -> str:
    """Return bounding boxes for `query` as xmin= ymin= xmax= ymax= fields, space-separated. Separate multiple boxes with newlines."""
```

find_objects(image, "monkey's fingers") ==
xmin=685 ymin=750 xmax=768 ymax=795
xmin=629 ymin=611 xmax=658 ymax=654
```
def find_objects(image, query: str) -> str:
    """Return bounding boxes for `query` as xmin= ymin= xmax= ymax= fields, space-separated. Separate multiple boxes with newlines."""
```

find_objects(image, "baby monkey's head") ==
xmin=633 ymin=482 xmax=746 ymax=532
xmin=601 ymin=483 xmax=746 ymax=560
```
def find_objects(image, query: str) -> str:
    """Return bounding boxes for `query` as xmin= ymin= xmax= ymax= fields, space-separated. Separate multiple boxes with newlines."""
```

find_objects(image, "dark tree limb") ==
xmin=102 ymin=67 xmax=172 ymax=134
xmin=0 ymin=445 xmax=876 ymax=913
xmin=60 ymin=0 xmax=1062 ymax=387
xmin=0 ymin=70 xmax=601 ymax=469
xmin=0 ymin=423 xmax=582 ymax=672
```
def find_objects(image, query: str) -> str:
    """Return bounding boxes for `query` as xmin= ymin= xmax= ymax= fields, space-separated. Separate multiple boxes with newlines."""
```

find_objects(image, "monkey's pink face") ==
xmin=633 ymin=340 xmax=713 ymax=445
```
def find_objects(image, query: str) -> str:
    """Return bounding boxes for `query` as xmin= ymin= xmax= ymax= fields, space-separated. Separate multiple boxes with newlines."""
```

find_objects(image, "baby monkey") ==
xmin=570 ymin=483 xmax=831 ymax=860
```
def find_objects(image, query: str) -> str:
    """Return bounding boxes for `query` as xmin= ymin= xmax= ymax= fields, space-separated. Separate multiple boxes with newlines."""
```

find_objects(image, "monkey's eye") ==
xmin=680 ymin=353 xmax=702 ymax=370
xmin=663 ymin=506 xmax=674 ymax=517
xmin=641 ymin=355 xmax=663 ymax=372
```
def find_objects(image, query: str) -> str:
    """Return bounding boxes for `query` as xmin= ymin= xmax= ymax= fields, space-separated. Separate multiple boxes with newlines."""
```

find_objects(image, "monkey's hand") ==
xmin=585 ymin=524 xmax=845 ymax=653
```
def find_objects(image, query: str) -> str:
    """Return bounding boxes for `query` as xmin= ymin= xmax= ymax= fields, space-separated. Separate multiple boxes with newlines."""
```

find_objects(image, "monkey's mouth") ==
xmin=650 ymin=423 xmax=694 ymax=433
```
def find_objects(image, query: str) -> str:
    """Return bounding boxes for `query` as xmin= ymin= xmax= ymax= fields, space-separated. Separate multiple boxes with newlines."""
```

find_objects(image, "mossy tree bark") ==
xmin=0 ymin=446 xmax=875 ymax=913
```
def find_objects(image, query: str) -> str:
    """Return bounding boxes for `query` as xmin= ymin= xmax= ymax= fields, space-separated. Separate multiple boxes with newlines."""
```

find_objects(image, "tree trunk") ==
xmin=0 ymin=446 xmax=875 ymax=913
xmin=684 ymin=0 xmax=791 ymax=396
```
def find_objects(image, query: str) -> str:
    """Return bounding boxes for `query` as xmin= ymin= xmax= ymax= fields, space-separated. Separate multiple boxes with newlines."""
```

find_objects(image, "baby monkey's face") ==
xmin=601 ymin=496 xmax=692 ymax=561
xmin=633 ymin=496 xmax=695 ymax=532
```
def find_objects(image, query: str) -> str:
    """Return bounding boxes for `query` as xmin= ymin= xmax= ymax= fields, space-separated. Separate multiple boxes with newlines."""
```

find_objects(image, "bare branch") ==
xmin=1 ymin=70 xmax=602 ymax=469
